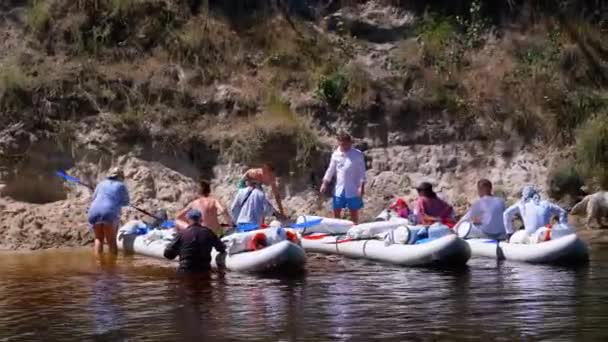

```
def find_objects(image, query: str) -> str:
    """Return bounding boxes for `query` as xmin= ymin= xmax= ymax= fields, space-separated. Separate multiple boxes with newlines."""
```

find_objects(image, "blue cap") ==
xmin=186 ymin=209 xmax=202 ymax=222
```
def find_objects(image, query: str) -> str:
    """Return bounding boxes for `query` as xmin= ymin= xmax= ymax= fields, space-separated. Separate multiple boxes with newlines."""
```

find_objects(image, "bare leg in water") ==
xmin=105 ymin=224 xmax=118 ymax=255
xmin=93 ymin=224 xmax=106 ymax=256
xmin=93 ymin=223 xmax=118 ymax=256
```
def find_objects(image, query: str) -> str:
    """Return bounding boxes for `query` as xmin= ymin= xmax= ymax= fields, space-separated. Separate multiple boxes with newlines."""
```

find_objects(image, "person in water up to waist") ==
xmin=164 ymin=209 xmax=226 ymax=273
xmin=175 ymin=179 xmax=232 ymax=236
xmin=503 ymin=185 xmax=568 ymax=236
xmin=413 ymin=182 xmax=455 ymax=226
xmin=456 ymin=179 xmax=507 ymax=239
xmin=87 ymin=166 xmax=130 ymax=256
xmin=320 ymin=132 xmax=366 ymax=224
xmin=231 ymin=180 xmax=278 ymax=231
xmin=239 ymin=162 xmax=285 ymax=216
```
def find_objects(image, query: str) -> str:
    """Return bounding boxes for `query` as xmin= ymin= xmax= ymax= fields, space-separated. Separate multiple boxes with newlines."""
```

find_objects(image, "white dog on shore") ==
xmin=570 ymin=191 xmax=608 ymax=228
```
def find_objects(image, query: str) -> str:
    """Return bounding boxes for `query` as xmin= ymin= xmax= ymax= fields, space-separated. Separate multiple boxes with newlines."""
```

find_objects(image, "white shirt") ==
xmin=459 ymin=195 xmax=506 ymax=236
xmin=503 ymin=200 xmax=567 ymax=235
xmin=323 ymin=147 xmax=366 ymax=198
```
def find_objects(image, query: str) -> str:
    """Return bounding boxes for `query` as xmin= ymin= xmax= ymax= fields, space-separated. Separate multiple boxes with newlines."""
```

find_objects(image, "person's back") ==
xmin=198 ymin=197 xmax=220 ymax=231
xmin=504 ymin=186 xmax=568 ymax=235
xmin=231 ymin=185 xmax=274 ymax=228
xmin=164 ymin=209 xmax=226 ymax=272
xmin=469 ymin=195 xmax=506 ymax=235
xmin=89 ymin=179 xmax=129 ymax=216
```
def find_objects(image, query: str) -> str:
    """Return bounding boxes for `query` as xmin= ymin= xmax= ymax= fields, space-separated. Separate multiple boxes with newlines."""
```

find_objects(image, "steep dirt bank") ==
xmin=1 ymin=0 xmax=607 ymax=250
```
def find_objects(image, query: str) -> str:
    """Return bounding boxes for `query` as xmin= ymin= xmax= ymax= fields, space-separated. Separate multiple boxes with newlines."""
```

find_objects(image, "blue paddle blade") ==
xmin=161 ymin=220 xmax=175 ymax=228
xmin=55 ymin=170 xmax=82 ymax=185
xmin=290 ymin=218 xmax=323 ymax=229
xmin=238 ymin=223 xmax=259 ymax=232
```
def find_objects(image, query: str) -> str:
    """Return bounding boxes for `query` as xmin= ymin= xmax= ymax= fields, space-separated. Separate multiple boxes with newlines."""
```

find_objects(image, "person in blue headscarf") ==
xmin=87 ymin=167 xmax=130 ymax=256
xmin=503 ymin=185 xmax=568 ymax=239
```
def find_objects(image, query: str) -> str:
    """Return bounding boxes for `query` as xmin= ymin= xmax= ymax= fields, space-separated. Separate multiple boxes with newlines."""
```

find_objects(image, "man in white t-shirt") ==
xmin=320 ymin=133 xmax=366 ymax=224
xmin=457 ymin=179 xmax=507 ymax=240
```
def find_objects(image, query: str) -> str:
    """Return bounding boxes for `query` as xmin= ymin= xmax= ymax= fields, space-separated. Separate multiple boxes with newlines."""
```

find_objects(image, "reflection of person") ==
xmin=503 ymin=185 xmax=568 ymax=236
xmin=164 ymin=209 xmax=226 ymax=273
xmin=175 ymin=180 xmax=231 ymax=235
xmin=413 ymin=182 xmax=455 ymax=226
xmin=457 ymin=179 xmax=507 ymax=239
xmin=320 ymin=132 xmax=366 ymax=224
xmin=87 ymin=167 xmax=130 ymax=256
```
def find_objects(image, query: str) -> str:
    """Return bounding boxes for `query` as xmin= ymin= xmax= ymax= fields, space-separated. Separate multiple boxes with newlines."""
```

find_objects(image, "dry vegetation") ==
xmin=1 ymin=0 xmax=607 ymax=194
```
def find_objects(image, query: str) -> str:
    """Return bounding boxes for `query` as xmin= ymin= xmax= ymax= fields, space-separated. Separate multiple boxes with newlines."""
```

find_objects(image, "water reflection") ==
xmin=0 ymin=248 xmax=604 ymax=341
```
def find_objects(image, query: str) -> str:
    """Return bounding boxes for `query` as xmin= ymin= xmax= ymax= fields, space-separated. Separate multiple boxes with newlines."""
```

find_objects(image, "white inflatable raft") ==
xmin=301 ymin=233 xmax=471 ymax=266
xmin=117 ymin=221 xmax=306 ymax=273
xmin=455 ymin=222 xmax=589 ymax=264
xmin=465 ymin=235 xmax=589 ymax=264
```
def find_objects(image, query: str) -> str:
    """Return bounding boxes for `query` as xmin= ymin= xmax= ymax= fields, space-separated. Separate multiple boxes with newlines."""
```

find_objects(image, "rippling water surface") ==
xmin=1 ymin=246 xmax=608 ymax=341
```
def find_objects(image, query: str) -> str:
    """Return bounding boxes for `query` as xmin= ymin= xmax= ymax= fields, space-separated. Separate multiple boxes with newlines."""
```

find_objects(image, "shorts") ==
xmin=88 ymin=211 xmax=120 ymax=229
xmin=333 ymin=192 xmax=364 ymax=211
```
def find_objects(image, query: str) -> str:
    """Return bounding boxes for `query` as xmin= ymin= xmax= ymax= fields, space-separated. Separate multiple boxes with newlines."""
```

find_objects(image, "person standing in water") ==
xmin=164 ymin=209 xmax=226 ymax=273
xmin=87 ymin=167 xmax=130 ymax=256
xmin=320 ymin=132 xmax=367 ymax=224
xmin=456 ymin=179 xmax=507 ymax=239
xmin=239 ymin=162 xmax=285 ymax=217
xmin=176 ymin=180 xmax=232 ymax=236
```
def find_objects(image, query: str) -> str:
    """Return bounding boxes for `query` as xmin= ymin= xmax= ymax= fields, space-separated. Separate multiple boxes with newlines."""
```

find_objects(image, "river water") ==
xmin=1 ymin=246 xmax=607 ymax=341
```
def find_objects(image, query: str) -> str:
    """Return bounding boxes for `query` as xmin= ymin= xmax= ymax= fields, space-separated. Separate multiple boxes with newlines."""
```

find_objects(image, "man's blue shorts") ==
xmin=332 ymin=192 xmax=364 ymax=211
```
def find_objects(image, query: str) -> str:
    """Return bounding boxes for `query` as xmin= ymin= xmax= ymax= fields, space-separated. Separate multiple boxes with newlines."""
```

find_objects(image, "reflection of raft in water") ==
xmin=298 ymin=216 xmax=471 ymax=267
xmin=117 ymin=220 xmax=306 ymax=273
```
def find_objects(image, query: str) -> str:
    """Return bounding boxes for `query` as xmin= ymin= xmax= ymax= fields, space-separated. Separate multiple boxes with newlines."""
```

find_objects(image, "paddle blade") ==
xmin=238 ymin=223 xmax=259 ymax=232
xmin=290 ymin=218 xmax=323 ymax=229
xmin=55 ymin=170 xmax=83 ymax=185
xmin=160 ymin=220 xmax=175 ymax=228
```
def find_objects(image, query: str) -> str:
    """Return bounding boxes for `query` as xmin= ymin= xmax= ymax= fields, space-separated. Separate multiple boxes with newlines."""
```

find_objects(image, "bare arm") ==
xmin=270 ymin=181 xmax=285 ymax=215
xmin=175 ymin=201 xmax=194 ymax=227
xmin=321 ymin=154 xmax=337 ymax=193
xmin=216 ymin=199 xmax=233 ymax=226
xmin=502 ymin=203 xmax=520 ymax=234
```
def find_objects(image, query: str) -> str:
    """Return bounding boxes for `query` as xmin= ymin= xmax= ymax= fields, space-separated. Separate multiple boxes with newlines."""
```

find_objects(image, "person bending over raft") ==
xmin=503 ymin=185 xmax=568 ymax=241
xmin=413 ymin=182 xmax=455 ymax=227
xmin=239 ymin=163 xmax=285 ymax=217
xmin=320 ymin=132 xmax=367 ymax=224
xmin=176 ymin=179 xmax=232 ymax=236
xmin=164 ymin=209 xmax=226 ymax=273
xmin=87 ymin=167 xmax=130 ymax=256
xmin=231 ymin=180 xmax=279 ymax=232
xmin=456 ymin=179 xmax=507 ymax=240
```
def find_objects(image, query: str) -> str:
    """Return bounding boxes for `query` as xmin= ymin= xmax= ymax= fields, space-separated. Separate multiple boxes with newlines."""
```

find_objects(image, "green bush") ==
xmin=547 ymin=164 xmax=584 ymax=199
xmin=316 ymin=69 xmax=349 ymax=109
xmin=576 ymin=114 xmax=608 ymax=188
xmin=27 ymin=0 xmax=51 ymax=34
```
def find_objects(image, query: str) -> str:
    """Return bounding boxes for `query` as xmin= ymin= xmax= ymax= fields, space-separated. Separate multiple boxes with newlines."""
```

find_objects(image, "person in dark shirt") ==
xmin=164 ymin=209 xmax=226 ymax=273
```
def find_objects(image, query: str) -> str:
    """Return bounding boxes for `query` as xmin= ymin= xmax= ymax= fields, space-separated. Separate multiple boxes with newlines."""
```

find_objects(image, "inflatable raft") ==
xmin=301 ymin=233 xmax=470 ymax=267
xmin=117 ymin=221 xmax=306 ymax=273
xmin=464 ymin=235 xmax=589 ymax=264
xmin=456 ymin=222 xmax=589 ymax=264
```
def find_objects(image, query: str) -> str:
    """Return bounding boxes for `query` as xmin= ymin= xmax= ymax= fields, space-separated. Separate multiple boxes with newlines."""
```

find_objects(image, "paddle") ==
xmin=55 ymin=169 xmax=175 ymax=227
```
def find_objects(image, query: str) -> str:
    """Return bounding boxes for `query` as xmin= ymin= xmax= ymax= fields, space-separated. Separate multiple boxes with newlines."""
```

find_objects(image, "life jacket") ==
xmin=247 ymin=232 xmax=268 ymax=251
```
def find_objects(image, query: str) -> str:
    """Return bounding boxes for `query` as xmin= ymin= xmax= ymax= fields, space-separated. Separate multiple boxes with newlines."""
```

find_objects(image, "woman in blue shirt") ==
xmin=87 ymin=167 xmax=130 ymax=255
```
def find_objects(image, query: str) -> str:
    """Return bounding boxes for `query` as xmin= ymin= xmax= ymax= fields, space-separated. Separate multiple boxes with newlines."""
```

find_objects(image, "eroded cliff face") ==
xmin=2 ymin=0 xmax=599 ymax=250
